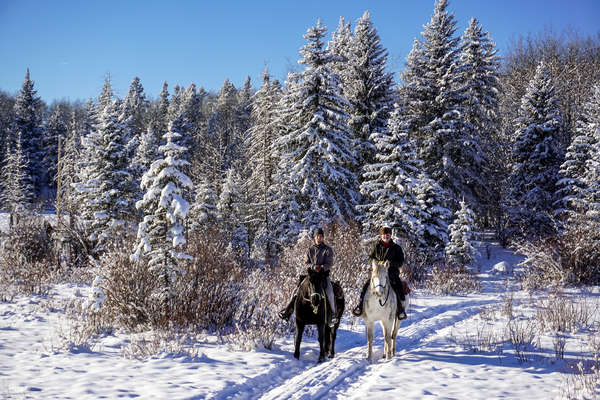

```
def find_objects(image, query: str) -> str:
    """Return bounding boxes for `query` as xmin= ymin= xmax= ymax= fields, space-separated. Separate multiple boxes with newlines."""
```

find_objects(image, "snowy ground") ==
xmin=1 ymin=242 xmax=598 ymax=399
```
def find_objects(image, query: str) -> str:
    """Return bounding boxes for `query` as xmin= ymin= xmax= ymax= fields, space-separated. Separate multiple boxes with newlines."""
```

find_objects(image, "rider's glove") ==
xmin=315 ymin=265 xmax=323 ymax=272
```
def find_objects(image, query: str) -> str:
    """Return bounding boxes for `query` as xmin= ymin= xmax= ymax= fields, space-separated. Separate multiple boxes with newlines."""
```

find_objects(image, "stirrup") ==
xmin=278 ymin=309 xmax=292 ymax=321
xmin=397 ymin=310 xmax=407 ymax=320
xmin=352 ymin=305 xmax=362 ymax=317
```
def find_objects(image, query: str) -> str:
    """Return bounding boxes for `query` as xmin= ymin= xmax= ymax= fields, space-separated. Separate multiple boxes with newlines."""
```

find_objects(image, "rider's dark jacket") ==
xmin=369 ymin=239 xmax=404 ymax=284
xmin=305 ymin=243 xmax=333 ymax=272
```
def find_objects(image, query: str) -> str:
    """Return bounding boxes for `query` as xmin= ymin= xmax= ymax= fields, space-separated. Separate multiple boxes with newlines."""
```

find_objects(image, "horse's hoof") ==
xmin=293 ymin=353 xmax=300 ymax=360
xmin=318 ymin=356 xmax=326 ymax=363
xmin=328 ymin=353 xmax=335 ymax=359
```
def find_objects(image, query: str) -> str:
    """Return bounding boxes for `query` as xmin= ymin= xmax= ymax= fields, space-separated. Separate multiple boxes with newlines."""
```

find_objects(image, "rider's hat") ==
xmin=314 ymin=228 xmax=324 ymax=237
xmin=380 ymin=226 xmax=392 ymax=235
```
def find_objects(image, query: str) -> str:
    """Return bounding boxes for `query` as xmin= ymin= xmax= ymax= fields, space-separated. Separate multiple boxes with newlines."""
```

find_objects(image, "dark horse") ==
xmin=293 ymin=268 xmax=345 ymax=362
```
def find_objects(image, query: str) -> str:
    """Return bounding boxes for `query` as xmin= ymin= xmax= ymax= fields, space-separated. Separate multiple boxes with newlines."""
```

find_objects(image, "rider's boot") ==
xmin=394 ymin=283 xmax=407 ymax=320
xmin=326 ymin=279 xmax=338 ymax=327
xmin=352 ymin=281 xmax=370 ymax=316
xmin=278 ymin=295 xmax=296 ymax=321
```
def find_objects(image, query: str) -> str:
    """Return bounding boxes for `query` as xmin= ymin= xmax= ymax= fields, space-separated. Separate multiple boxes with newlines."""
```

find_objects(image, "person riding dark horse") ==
xmin=278 ymin=228 xmax=339 ymax=327
xmin=352 ymin=226 xmax=408 ymax=320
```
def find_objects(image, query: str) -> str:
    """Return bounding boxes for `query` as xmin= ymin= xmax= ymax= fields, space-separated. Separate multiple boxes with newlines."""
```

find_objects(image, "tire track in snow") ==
xmin=208 ymin=298 xmax=497 ymax=400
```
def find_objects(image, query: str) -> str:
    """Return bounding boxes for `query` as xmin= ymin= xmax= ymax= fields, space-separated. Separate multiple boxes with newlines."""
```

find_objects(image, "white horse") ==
xmin=361 ymin=259 xmax=408 ymax=362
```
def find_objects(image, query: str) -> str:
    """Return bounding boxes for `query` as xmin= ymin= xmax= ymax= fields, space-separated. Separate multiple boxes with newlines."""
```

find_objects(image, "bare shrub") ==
xmin=535 ymin=292 xmax=597 ymax=333
xmin=95 ymin=243 xmax=159 ymax=329
xmin=227 ymin=265 xmax=292 ymax=351
xmin=0 ymin=215 xmax=59 ymax=295
xmin=173 ymin=229 xmax=245 ymax=330
xmin=502 ymin=291 xmax=515 ymax=320
xmin=425 ymin=264 xmax=481 ymax=295
xmin=449 ymin=324 xmax=503 ymax=354
xmin=120 ymin=329 xmax=205 ymax=361
xmin=506 ymin=318 xmax=537 ymax=363
xmin=517 ymin=215 xmax=600 ymax=290
xmin=52 ymin=219 xmax=94 ymax=270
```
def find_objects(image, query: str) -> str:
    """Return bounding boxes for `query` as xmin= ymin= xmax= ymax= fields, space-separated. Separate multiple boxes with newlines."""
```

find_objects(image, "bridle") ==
xmin=371 ymin=261 xmax=391 ymax=307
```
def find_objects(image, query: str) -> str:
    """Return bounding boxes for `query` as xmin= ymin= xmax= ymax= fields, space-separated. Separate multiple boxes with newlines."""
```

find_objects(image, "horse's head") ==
xmin=370 ymin=259 xmax=390 ymax=297
xmin=307 ymin=267 xmax=327 ymax=308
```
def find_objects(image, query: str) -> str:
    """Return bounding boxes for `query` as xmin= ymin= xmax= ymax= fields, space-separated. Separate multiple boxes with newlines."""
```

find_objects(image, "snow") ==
xmin=0 ymin=241 xmax=597 ymax=399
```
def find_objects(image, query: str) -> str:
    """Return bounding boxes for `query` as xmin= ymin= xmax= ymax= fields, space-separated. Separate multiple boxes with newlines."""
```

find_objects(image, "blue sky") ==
xmin=0 ymin=0 xmax=598 ymax=103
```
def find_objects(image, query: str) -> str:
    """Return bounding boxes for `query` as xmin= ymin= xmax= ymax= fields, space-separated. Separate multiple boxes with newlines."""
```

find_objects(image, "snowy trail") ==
xmin=209 ymin=297 xmax=497 ymax=400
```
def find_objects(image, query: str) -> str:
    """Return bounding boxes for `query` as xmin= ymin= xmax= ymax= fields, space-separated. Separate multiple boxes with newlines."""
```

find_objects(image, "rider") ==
xmin=278 ymin=228 xmax=338 ymax=327
xmin=352 ymin=226 xmax=407 ymax=320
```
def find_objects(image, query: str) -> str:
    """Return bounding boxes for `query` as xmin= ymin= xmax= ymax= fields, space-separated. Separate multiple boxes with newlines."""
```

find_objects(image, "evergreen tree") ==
xmin=345 ymin=11 xmax=395 ymax=176
xmin=505 ymin=61 xmax=564 ymax=238
xmin=188 ymin=177 xmax=218 ymax=234
xmin=155 ymin=82 xmax=170 ymax=140
xmin=73 ymin=100 xmax=101 ymax=229
xmin=360 ymin=103 xmax=426 ymax=245
xmin=327 ymin=16 xmax=353 ymax=88
xmin=455 ymin=17 xmax=501 ymax=214
xmin=217 ymin=167 xmax=249 ymax=263
xmin=1 ymin=133 xmax=34 ymax=225
xmin=43 ymin=103 xmax=69 ymax=190
xmin=278 ymin=19 xmax=358 ymax=234
xmin=246 ymin=69 xmax=282 ymax=261
xmin=132 ymin=114 xmax=193 ymax=302
xmin=582 ymin=85 xmax=600 ymax=219
xmin=556 ymin=84 xmax=600 ymax=220
xmin=98 ymin=74 xmax=114 ymax=113
xmin=88 ymin=100 xmax=137 ymax=252
xmin=59 ymin=111 xmax=82 ymax=220
xmin=399 ymin=0 xmax=469 ymax=206
xmin=13 ymin=69 xmax=44 ymax=195
xmin=445 ymin=200 xmax=477 ymax=269
xmin=413 ymin=173 xmax=452 ymax=258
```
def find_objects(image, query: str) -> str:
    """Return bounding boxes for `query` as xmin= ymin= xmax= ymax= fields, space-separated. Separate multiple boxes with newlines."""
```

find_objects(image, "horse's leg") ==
xmin=366 ymin=321 xmax=374 ymax=362
xmin=294 ymin=320 xmax=305 ymax=360
xmin=317 ymin=322 xmax=326 ymax=363
xmin=382 ymin=320 xmax=391 ymax=360
xmin=391 ymin=316 xmax=400 ymax=357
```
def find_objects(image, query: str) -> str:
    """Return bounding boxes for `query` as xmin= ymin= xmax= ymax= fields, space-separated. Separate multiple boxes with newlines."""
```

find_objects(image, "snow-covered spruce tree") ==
xmin=12 ymin=69 xmax=44 ymax=196
xmin=188 ymin=177 xmax=218 ymax=234
xmin=278 ymin=19 xmax=359 ymax=234
xmin=154 ymin=82 xmax=170 ymax=143
xmin=132 ymin=113 xmax=193 ymax=304
xmin=88 ymin=100 xmax=138 ymax=252
xmin=72 ymin=99 xmax=102 ymax=230
xmin=360 ymin=103 xmax=426 ymax=245
xmin=1 ymin=133 xmax=34 ymax=226
xmin=217 ymin=167 xmax=249 ymax=264
xmin=131 ymin=124 xmax=159 ymax=180
xmin=327 ymin=16 xmax=353 ymax=92
xmin=455 ymin=17 xmax=501 ymax=215
xmin=246 ymin=69 xmax=282 ymax=262
xmin=400 ymin=0 xmax=474 ymax=208
xmin=505 ymin=61 xmax=564 ymax=239
xmin=445 ymin=200 xmax=477 ymax=270
xmin=203 ymin=79 xmax=239 ymax=188
xmin=43 ymin=103 xmax=69 ymax=191
xmin=344 ymin=11 xmax=396 ymax=178
xmin=583 ymin=86 xmax=600 ymax=220
xmin=58 ymin=110 xmax=82 ymax=219
xmin=555 ymin=84 xmax=600 ymax=221
xmin=414 ymin=172 xmax=452 ymax=260
xmin=123 ymin=77 xmax=150 ymax=194
xmin=98 ymin=74 xmax=114 ymax=114
xmin=270 ymin=73 xmax=303 ymax=247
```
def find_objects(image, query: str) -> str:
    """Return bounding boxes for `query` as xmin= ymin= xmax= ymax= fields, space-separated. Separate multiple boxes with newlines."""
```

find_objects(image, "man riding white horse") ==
xmin=278 ymin=228 xmax=339 ymax=327
xmin=352 ymin=226 xmax=408 ymax=320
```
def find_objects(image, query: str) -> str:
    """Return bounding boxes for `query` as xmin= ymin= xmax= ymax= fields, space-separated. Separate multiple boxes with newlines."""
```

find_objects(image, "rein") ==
xmin=302 ymin=281 xmax=326 ymax=316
